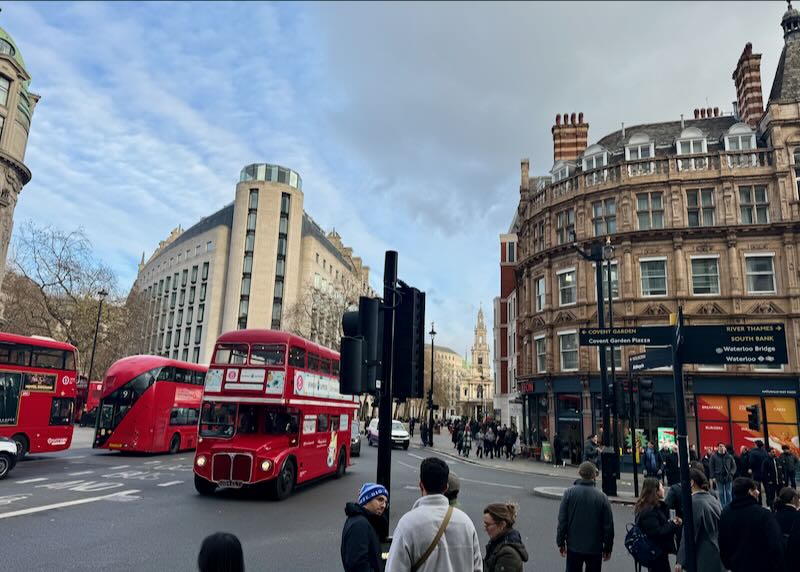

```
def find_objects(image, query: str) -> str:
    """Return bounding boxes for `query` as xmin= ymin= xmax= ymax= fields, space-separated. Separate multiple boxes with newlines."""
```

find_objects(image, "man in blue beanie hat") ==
xmin=342 ymin=482 xmax=389 ymax=571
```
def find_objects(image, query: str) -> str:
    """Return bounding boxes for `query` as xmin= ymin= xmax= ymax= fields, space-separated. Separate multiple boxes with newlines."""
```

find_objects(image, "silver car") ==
xmin=0 ymin=436 xmax=18 ymax=479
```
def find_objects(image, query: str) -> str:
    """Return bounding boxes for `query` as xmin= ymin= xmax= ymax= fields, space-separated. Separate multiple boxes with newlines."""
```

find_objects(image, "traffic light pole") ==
xmin=377 ymin=251 xmax=398 ymax=520
xmin=606 ymin=259 xmax=619 ymax=461
xmin=629 ymin=373 xmax=640 ymax=497
xmin=672 ymin=308 xmax=696 ymax=572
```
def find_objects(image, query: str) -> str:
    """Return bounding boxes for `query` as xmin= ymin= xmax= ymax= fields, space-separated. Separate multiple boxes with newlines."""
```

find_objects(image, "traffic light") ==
xmin=392 ymin=285 xmax=426 ymax=399
xmin=746 ymin=404 xmax=760 ymax=431
xmin=639 ymin=377 xmax=654 ymax=413
xmin=615 ymin=380 xmax=627 ymax=420
xmin=339 ymin=296 xmax=380 ymax=395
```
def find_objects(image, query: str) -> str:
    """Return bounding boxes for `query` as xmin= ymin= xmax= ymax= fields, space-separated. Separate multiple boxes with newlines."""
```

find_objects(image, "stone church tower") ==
xmin=471 ymin=306 xmax=490 ymax=378
xmin=0 ymin=23 xmax=38 ymax=317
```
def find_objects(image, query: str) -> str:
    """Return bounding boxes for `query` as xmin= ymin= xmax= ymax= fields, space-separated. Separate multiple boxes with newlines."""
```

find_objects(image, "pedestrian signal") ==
xmin=638 ymin=378 xmax=654 ymax=413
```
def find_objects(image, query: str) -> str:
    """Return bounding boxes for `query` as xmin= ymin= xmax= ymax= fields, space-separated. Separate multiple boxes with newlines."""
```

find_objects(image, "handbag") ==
xmin=411 ymin=505 xmax=454 ymax=572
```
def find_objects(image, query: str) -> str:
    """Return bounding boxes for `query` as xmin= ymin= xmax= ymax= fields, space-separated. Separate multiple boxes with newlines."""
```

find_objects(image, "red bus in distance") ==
xmin=194 ymin=330 xmax=357 ymax=500
xmin=0 ymin=332 xmax=79 ymax=457
xmin=94 ymin=355 xmax=207 ymax=454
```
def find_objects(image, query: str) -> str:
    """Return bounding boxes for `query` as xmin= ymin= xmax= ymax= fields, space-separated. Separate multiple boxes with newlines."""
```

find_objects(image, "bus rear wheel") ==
xmin=169 ymin=434 xmax=181 ymax=454
xmin=335 ymin=449 xmax=346 ymax=479
xmin=12 ymin=434 xmax=28 ymax=459
xmin=194 ymin=474 xmax=216 ymax=496
xmin=270 ymin=460 xmax=295 ymax=501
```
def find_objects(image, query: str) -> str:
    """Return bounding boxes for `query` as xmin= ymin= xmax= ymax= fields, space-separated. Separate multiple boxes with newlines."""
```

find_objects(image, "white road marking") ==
xmin=0 ymin=494 xmax=31 ymax=506
xmin=157 ymin=481 xmax=183 ymax=487
xmin=398 ymin=461 xmax=417 ymax=470
xmin=459 ymin=477 xmax=523 ymax=490
xmin=109 ymin=465 xmax=130 ymax=470
xmin=63 ymin=455 xmax=87 ymax=460
xmin=407 ymin=453 xmax=425 ymax=460
xmin=144 ymin=460 xmax=161 ymax=465
xmin=67 ymin=471 xmax=94 ymax=476
xmin=16 ymin=478 xmax=47 ymax=484
xmin=0 ymin=490 xmax=141 ymax=520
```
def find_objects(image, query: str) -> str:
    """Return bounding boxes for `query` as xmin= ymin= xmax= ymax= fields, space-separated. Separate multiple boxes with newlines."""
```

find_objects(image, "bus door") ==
xmin=297 ymin=411 xmax=322 ymax=482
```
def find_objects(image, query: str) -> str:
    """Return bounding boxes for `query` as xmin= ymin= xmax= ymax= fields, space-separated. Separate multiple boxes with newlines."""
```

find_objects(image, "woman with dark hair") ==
xmin=773 ymin=486 xmax=800 ymax=538
xmin=634 ymin=477 xmax=681 ymax=572
xmin=676 ymin=469 xmax=724 ymax=572
xmin=482 ymin=503 xmax=528 ymax=572
xmin=198 ymin=532 xmax=244 ymax=572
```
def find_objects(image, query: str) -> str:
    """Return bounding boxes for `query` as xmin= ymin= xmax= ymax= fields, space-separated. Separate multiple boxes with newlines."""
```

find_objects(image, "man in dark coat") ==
xmin=583 ymin=433 xmax=601 ymax=468
xmin=643 ymin=441 xmax=662 ymax=478
xmin=662 ymin=444 xmax=680 ymax=486
xmin=762 ymin=448 xmax=784 ymax=509
xmin=341 ymin=483 xmax=389 ymax=572
xmin=709 ymin=442 xmax=737 ymax=508
xmin=778 ymin=445 xmax=797 ymax=488
xmin=554 ymin=433 xmax=564 ymax=467
xmin=749 ymin=440 xmax=769 ymax=504
xmin=718 ymin=477 xmax=785 ymax=572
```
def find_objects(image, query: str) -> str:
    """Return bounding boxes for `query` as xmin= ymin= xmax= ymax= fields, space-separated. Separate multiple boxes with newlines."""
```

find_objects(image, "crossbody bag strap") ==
xmin=411 ymin=505 xmax=454 ymax=572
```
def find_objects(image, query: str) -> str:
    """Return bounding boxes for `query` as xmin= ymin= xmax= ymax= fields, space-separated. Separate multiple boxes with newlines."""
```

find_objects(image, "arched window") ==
xmin=794 ymin=148 xmax=800 ymax=200
xmin=725 ymin=123 xmax=757 ymax=168
xmin=625 ymin=133 xmax=655 ymax=176
xmin=676 ymin=127 xmax=708 ymax=171
xmin=0 ymin=75 xmax=9 ymax=107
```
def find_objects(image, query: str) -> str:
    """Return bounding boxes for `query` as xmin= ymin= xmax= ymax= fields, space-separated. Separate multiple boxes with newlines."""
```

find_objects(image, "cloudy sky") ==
xmin=5 ymin=1 xmax=787 ymax=358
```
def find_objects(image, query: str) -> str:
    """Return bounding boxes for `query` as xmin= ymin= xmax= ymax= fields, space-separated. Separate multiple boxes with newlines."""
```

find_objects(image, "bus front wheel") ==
xmin=270 ymin=460 xmax=295 ymax=501
xmin=194 ymin=474 xmax=216 ymax=496
xmin=12 ymin=434 xmax=28 ymax=459
xmin=169 ymin=434 xmax=181 ymax=454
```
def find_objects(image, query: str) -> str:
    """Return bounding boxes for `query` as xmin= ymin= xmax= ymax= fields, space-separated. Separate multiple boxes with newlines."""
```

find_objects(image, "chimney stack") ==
xmin=520 ymin=159 xmax=530 ymax=191
xmin=551 ymin=111 xmax=589 ymax=163
xmin=732 ymin=42 xmax=764 ymax=128
xmin=700 ymin=108 xmax=707 ymax=118
xmin=694 ymin=108 xmax=700 ymax=119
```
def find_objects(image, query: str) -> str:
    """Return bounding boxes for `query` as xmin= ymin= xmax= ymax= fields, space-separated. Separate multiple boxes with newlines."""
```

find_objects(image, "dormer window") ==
xmin=582 ymin=144 xmax=608 ymax=186
xmin=625 ymin=133 xmax=655 ymax=176
xmin=676 ymin=127 xmax=708 ymax=171
xmin=551 ymin=160 xmax=573 ymax=183
xmin=724 ymin=123 xmax=757 ymax=168
xmin=0 ymin=39 xmax=15 ymax=58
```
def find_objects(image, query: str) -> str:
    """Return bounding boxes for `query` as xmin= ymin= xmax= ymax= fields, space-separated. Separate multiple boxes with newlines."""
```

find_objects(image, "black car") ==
xmin=351 ymin=420 xmax=361 ymax=457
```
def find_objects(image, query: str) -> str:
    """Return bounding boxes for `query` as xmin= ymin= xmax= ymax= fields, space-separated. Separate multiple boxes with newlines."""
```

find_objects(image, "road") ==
xmin=0 ymin=429 xmax=647 ymax=571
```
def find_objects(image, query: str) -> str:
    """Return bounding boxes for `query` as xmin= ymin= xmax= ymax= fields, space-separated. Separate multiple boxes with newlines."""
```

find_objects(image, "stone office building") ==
xmin=514 ymin=5 xmax=800 ymax=460
xmin=133 ymin=163 xmax=372 ymax=363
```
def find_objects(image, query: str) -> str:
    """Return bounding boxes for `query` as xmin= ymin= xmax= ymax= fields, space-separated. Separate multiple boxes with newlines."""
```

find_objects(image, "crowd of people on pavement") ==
xmin=445 ymin=418 xmax=520 ymax=461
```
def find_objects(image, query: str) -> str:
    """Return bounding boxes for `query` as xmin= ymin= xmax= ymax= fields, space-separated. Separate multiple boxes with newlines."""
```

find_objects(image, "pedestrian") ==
xmin=341 ymin=482 xmax=389 ymax=572
xmin=773 ymin=486 xmax=800 ymax=540
xmin=749 ymin=439 xmax=769 ymax=504
xmin=456 ymin=425 xmax=464 ymax=456
xmin=554 ymin=433 xmax=564 ymax=468
xmin=701 ymin=447 xmax=713 ymax=480
xmin=675 ymin=469 xmax=725 ymax=572
xmin=476 ymin=428 xmax=484 ymax=458
xmin=689 ymin=444 xmax=699 ymax=463
xmin=709 ymin=442 xmax=737 ymax=508
xmin=556 ymin=461 xmax=614 ymax=571
xmin=485 ymin=427 xmax=495 ymax=460
xmin=719 ymin=477 xmax=785 ymax=572
xmin=198 ymin=532 xmax=245 ymax=572
xmin=409 ymin=418 xmax=415 ymax=438
xmin=462 ymin=430 xmax=472 ymax=458
xmin=643 ymin=442 xmax=661 ymax=479
xmin=778 ymin=445 xmax=797 ymax=488
xmin=385 ymin=457 xmax=482 ymax=572
xmin=633 ymin=477 xmax=681 ymax=572
xmin=662 ymin=444 xmax=680 ymax=486
xmin=483 ymin=503 xmax=528 ymax=572
xmin=664 ymin=461 xmax=713 ymax=520
xmin=763 ymin=448 xmax=784 ymax=509
xmin=583 ymin=434 xmax=601 ymax=468
xmin=505 ymin=427 xmax=516 ymax=461
xmin=496 ymin=426 xmax=506 ymax=459
xmin=735 ymin=446 xmax=750 ymax=479
xmin=420 ymin=421 xmax=428 ymax=447
xmin=444 ymin=473 xmax=461 ymax=508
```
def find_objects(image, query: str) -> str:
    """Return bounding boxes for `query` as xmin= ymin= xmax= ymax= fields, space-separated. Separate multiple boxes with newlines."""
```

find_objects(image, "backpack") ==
xmin=624 ymin=522 xmax=663 ymax=566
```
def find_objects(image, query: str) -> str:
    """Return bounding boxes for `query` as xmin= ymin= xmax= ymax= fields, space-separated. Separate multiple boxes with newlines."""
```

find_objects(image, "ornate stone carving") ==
xmin=747 ymin=301 xmax=785 ymax=315
xmin=554 ymin=311 xmax=576 ymax=324
xmin=532 ymin=316 xmax=546 ymax=329
xmin=642 ymin=303 xmax=672 ymax=316
xmin=693 ymin=302 xmax=726 ymax=315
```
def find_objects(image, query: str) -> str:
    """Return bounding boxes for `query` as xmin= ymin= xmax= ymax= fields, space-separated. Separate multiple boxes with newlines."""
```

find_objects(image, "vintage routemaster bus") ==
xmin=94 ymin=355 xmax=207 ymax=453
xmin=0 ymin=332 xmax=79 ymax=457
xmin=194 ymin=330 xmax=358 ymax=499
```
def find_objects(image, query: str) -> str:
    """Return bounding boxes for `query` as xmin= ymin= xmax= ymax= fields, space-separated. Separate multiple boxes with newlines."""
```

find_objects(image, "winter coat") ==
xmin=774 ymin=503 xmax=799 ymax=537
xmin=483 ymin=528 xmax=528 ymax=572
xmin=778 ymin=451 xmax=797 ymax=477
xmin=643 ymin=448 xmax=661 ymax=476
xmin=583 ymin=440 xmax=600 ymax=466
xmin=735 ymin=451 xmax=750 ymax=477
xmin=762 ymin=456 xmax=782 ymax=486
xmin=385 ymin=494 xmax=482 ymax=572
xmin=636 ymin=501 xmax=678 ymax=559
xmin=719 ymin=495 xmax=785 ymax=572
xmin=662 ymin=451 xmax=680 ymax=485
xmin=341 ymin=502 xmax=388 ymax=572
xmin=676 ymin=491 xmax=725 ymax=572
xmin=748 ymin=446 xmax=769 ymax=480
xmin=557 ymin=478 xmax=614 ymax=555
xmin=709 ymin=451 xmax=737 ymax=483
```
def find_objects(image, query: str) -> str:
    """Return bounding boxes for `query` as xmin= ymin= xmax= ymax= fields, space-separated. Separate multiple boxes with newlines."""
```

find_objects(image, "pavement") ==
xmin=0 ymin=427 xmax=645 ymax=571
xmin=412 ymin=429 xmax=637 ymax=504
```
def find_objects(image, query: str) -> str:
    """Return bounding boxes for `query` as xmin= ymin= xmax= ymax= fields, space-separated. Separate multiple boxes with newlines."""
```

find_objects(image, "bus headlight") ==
xmin=261 ymin=460 xmax=272 ymax=472
xmin=196 ymin=455 xmax=207 ymax=468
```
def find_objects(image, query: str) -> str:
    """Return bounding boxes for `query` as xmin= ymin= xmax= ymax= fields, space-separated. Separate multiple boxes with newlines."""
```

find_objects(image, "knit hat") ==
xmin=358 ymin=482 xmax=389 ymax=506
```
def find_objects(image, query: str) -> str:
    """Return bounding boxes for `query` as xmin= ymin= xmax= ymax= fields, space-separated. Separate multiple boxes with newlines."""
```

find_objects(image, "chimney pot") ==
xmin=556 ymin=114 xmax=561 ymax=125
xmin=694 ymin=108 xmax=700 ymax=119
xmin=700 ymin=108 xmax=707 ymax=118
xmin=680 ymin=114 xmax=685 ymax=129
xmin=713 ymin=107 xmax=719 ymax=117
xmin=707 ymin=107 xmax=713 ymax=117
xmin=570 ymin=112 xmax=576 ymax=125
xmin=578 ymin=112 xmax=584 ymax=123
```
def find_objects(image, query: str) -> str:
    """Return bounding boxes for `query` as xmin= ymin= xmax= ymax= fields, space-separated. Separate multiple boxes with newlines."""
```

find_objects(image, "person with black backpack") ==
xmin=631 ymin=477 xmax=681 ymax=572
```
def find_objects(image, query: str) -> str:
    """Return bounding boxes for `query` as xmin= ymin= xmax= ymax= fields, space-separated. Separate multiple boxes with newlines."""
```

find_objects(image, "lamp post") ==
xmin=603 ymin=238 xmax=620 ymax=458
xmin=87 ymin=288 xmax=109 ymax=384
xmin=428 ymin=322 xmax=436 ymax=447
xmin=572 ymin=232 xmax=617 ymax=496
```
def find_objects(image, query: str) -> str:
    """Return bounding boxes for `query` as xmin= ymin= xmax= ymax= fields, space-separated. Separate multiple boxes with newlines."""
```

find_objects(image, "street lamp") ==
xmin=571 ymin=231 xmax=617 ymax=497
xmin=87 ymin=288 xmax=109 ymax=384
xmin=604 ymin=237 xmax=620 ymax=457
xmin=428 ymin=322 xmax=436 ymax=447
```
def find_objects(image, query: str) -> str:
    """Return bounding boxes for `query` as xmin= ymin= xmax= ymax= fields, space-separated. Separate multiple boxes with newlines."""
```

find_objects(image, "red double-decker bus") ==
xmin=0 ymin=332 xmax=79 ymax=457
xmin=93 ymin=355 xmax=207 ymax=454
xmin=77 ymin=380 xmax=103 ymax=427
xmin=194 ymin=330 xmax=358 ymax=500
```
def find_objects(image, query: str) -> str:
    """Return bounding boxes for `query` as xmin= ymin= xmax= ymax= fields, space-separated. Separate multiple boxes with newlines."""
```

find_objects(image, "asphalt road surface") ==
xmin=0 ymin=429 xmax=648 ymax=571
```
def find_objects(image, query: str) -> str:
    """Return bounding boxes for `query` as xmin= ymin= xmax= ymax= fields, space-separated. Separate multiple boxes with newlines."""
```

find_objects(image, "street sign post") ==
xmin=682 ymin=323 xmax=788 ymax=365
xmin=579 ymin=326 xmax=674 ymax=347
xmin=628 ymin=347 xmax=672 ymax=372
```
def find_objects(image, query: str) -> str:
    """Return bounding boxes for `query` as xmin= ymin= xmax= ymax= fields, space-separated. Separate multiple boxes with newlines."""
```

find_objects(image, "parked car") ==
xmin=0 ymin=436 xmax=18 ymax=479
xmin=351 ymin=419 xmax=361 ymax=457
xmin=367 ymin=419 xmax=410 ymax=450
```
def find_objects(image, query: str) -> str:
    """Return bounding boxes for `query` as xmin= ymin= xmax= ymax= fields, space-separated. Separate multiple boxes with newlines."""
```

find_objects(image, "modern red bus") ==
xmin=93 ymin=355 xmax=207 ymax=454
xmin=0 ymin=332 xmax=79 ymax=457
xmin=194 ymin=330 xmax=358 ymax=500
xmin=77 ymin=380 xmax=103 ymax=427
